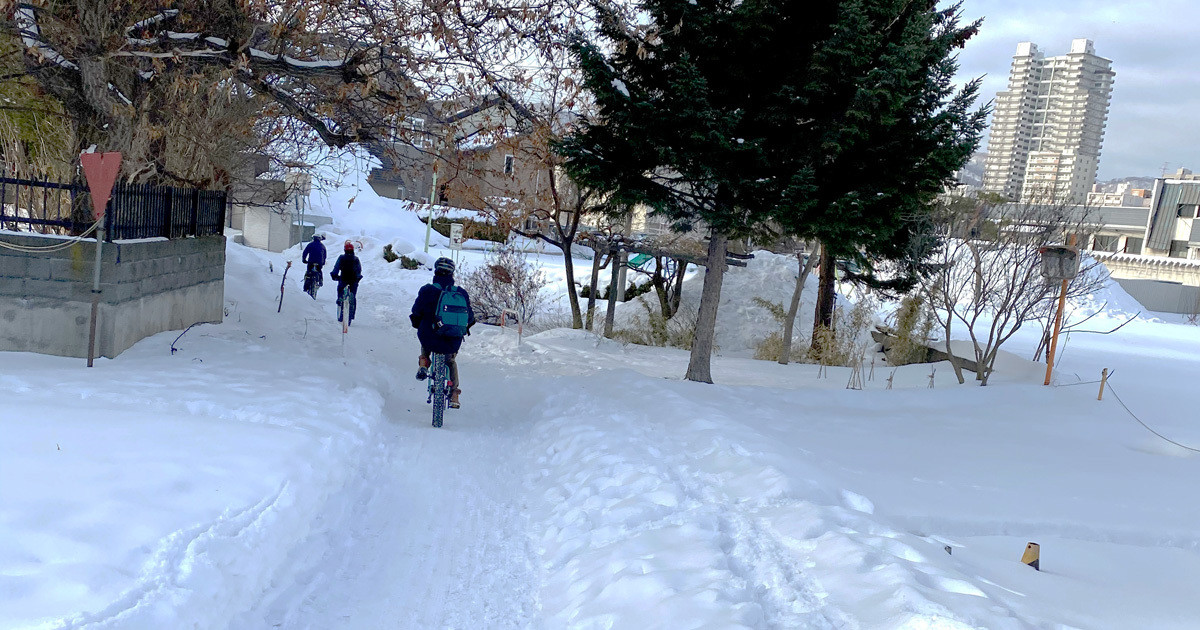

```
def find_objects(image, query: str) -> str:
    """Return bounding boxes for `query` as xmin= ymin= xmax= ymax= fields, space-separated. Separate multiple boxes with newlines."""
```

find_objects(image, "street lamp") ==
xmin=1039 ymin=239 xmax=1080 ymax=385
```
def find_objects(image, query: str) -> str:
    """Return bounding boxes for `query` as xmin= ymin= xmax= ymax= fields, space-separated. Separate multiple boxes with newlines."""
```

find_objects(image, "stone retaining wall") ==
xmin=0 ymin=233 xmax=225 ymax=358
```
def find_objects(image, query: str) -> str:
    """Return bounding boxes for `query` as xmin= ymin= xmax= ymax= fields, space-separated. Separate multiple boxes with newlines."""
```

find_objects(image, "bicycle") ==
xmin=338 ymin=284 xmax=355 ymax=333
xmin=425 ymin=353 xmax=454 ymax=428
xmin=303 ymin=263 xmax=323 ymax=299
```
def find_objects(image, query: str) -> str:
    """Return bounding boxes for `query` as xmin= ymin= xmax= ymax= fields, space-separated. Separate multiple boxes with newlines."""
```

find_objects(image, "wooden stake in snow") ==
xmin=278 ymin=261 xmax=292 ymax=313
xmin=1098 ymin=368 xmax=1109 ymax=400
xmin=1021 ymin=542 xmax=1041 ymax=570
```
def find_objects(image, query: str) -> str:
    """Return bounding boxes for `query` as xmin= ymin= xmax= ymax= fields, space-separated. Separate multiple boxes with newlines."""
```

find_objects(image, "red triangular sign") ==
xmin=81 ymin=152 xmax=122 ymax=220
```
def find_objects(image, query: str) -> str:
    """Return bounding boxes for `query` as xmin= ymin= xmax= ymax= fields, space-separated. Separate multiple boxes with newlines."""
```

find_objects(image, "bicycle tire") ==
xmin=431 ymin=354 xmax=446 ymax=428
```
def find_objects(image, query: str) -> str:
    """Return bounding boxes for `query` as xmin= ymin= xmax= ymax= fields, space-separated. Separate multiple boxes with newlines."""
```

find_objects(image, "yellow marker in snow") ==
xmin=1021 ymin=542 xmax=1040 ymax=570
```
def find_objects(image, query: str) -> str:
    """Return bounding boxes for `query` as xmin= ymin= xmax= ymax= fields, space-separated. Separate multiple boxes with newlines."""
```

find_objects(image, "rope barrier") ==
xmin=0 ymin=220 xmax=102 ymax=253
xmin=1105 ymin=382 xmax=1200 ymax=454
xmin=1052 ymin=378 xmax=1105 ymax=388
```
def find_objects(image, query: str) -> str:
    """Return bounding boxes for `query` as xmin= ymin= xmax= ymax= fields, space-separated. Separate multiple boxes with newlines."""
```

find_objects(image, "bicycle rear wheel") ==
xmin=430 ymin=354 xmax=447 ymax=428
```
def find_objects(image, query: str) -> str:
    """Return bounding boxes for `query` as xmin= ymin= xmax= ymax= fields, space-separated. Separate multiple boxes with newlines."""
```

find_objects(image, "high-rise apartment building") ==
xmin=982 ymin=39 xmax=1115 ymax=203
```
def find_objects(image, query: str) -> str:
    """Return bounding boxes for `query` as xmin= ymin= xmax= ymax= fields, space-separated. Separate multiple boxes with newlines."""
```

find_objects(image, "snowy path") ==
xmin=233 ymin=319 xmax=541 ymax=630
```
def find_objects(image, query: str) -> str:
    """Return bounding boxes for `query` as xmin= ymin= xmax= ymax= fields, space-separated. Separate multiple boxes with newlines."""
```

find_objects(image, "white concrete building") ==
xmin=983 ymin=40 xmax=1115 ymax=204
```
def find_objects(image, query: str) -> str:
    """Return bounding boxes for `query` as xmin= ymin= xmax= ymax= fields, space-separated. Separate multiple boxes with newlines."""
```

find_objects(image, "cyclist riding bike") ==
xmin=410 ymin=257 xmax=475 ymax=409
xmin=301 ymin=234 xmax=326 ymax=298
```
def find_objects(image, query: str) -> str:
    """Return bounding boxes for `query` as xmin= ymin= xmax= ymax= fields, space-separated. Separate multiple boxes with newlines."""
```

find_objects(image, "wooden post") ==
xmin=1043 ymin=233 xmax=1077 ymax=386
xmin=1042 ymin=277 xmax=1069 ymax=385
xmin=278 ymin=261 xmax=291 ymax=313
xmin=1021 ymin=542 xmax=1041 ymax=570
xmin=1098 ymin=368 xmax=1109 ymax=400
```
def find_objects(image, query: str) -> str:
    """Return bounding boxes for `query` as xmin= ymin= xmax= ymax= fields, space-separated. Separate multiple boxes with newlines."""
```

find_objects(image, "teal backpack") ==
xmin=434 ymin=285 xmax=470 ymax=337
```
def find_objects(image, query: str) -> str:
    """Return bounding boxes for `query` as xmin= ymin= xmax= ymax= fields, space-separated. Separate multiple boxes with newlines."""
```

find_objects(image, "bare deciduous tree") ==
xmin=920 ymin=195 xmax=1110 ymax=385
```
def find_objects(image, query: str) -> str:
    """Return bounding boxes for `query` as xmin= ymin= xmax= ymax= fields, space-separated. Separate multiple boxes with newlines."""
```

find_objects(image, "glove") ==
xmin=410 ymin=313 xmax=420 ymax=329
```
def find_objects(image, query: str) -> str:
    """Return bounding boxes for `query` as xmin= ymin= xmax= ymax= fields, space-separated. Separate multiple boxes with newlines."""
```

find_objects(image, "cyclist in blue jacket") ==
xmin=301 ymin=235 xmax=326 ymax=298
xmin=330 ymin=240 xmax=363 ymax=324
xmin=410 ymin=257 xmax=475 ymax=408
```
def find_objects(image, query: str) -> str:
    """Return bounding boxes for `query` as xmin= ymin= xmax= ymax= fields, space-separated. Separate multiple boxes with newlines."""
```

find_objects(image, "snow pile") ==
xmin=1 ymin=241 xmax=390 ymax=630
xmin=612 ymin=250 xmax=843 ymax=356
xmin=1071 ymin=259 xmax=1155 ymax=321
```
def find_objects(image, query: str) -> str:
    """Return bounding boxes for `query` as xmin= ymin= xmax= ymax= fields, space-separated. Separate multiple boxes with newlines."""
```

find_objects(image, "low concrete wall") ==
xmin=1093 ymin=251 xmax=1200 ymax=286
xmin=0 ymin=233 xmax=225 ymax=358
xmin=1113 ymin=278 xmax=1200 ymax=315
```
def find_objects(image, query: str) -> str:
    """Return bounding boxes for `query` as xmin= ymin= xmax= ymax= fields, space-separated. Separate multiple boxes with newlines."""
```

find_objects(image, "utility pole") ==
xmin=1042 ymin=234 xmax=1079 ymax=386
xmin=423 ymin=161 xmax=438 ymax=254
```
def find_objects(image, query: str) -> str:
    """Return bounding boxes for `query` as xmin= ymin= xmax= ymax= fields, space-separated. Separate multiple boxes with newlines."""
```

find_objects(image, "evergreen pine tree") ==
xmin=771 ymin=0 xmax=989 ymax=340
xmin=558 ymin=0 xmax=986 ymax=379
xmin=557 ymin=0 xmax=839 ymax=383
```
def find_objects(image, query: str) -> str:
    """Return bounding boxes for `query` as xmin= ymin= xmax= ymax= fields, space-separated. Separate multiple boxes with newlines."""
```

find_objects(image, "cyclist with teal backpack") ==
xmin=410 ymin=257 xmax=475 ymax=409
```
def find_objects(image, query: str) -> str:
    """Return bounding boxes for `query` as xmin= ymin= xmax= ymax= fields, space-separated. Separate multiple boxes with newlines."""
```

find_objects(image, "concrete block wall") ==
xmin=0 ymin=233 xmax=225 ymax=358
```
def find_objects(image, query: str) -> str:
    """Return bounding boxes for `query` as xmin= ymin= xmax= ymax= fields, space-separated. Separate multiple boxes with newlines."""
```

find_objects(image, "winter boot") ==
xmin=448 ymin=388 xmax=462 ymax=409
xmin=416 ymin=355 xmax=431 ymax=381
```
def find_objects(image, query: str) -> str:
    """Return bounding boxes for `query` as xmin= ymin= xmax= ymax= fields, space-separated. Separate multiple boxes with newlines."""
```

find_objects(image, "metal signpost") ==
xmin=81 ymin=152 xmax=121 ymax=367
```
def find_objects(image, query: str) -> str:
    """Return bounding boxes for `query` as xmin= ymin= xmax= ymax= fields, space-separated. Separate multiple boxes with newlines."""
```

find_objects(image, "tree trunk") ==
xmin=651 ymin=256 xmax=671 ymax=319
xmin=810 ymin=248 xmax=837 ymax=354
xmin=944 ymin=332 xmax=965 ymax=384
xmin=780 ymin=245 xmax=820 ymax=365
xmin=604 ymin=246 xmax=620 ymax=338
xmin=670 ymin=259 xmax=687 ymax=317
xmin=685 ymin=233 xmax=728 ymax=384
xmin=562 ymin=241 xmax=583 ymax=329
xmin=586 ymin=249 xmax=602 ymax=330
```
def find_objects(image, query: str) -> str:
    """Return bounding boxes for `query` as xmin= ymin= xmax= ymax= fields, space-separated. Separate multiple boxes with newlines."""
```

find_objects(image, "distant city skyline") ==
xmin=954 ymin=0 xmax=1199 ymax=180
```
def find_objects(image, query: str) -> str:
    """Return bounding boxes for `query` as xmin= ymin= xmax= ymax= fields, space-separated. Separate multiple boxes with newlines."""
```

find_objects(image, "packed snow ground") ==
xmin=5 ymin=179 xmax=1200 ymax=629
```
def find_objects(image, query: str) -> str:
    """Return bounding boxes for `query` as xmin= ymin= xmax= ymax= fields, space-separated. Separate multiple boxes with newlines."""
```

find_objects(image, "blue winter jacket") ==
xmin=330 ymin=253 xmax=362 ymax=289
xmin=302 ymin=240 xmax=327 ymax=266
xmin=410 ymin=274 xmax=475 ymax=354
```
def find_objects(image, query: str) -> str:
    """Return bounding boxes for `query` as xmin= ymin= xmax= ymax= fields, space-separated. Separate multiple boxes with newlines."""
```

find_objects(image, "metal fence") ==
xmin=0 ymin=175 xmax=226 ymax=240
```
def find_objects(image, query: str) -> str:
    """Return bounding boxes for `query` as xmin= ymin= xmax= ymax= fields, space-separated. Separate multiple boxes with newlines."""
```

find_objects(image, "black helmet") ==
xmin=434 ymin=257 xmax=455 ymax=274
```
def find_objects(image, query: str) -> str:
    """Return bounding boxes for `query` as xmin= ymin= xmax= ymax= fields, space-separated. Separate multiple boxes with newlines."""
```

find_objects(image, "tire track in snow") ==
xmin=258 ymin=373 xmax=541 ymax=630
xmin=526 ymin=376 xmax=1027 ymax=629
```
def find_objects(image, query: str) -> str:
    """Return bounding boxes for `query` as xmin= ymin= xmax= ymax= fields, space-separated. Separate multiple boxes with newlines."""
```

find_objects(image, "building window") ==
xmin=1177 ymin=204 xmax=1197 ymax=218
xmin=504 ymin=154 xmax=515 ymax=176
xmin=1123 ymin=237 xmax=1143 ymax=254
xmin=1092 ymin=235 xmax=1118 ymax=252
xmin=1169 ymin=240 xmax=1189 ymax=258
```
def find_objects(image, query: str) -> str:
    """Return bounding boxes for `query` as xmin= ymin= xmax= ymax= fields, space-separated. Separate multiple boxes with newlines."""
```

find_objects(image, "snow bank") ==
xmin=609 ymin=250 xmax=860 ymax=357
xmin=523 ymin=373 xmax=1005 ymax=628
xmin=1 ymin=241 xmax=389 ymax=630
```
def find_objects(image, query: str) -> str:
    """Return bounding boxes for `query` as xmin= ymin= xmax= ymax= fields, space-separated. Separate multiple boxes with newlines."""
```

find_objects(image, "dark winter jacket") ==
xmin=410 ymin=273 xmax=476 ymax=355
xmin=330 ymin=253 xmax=362 ymax=289
xmin=302 ymin=239 xmax=327 ymax=266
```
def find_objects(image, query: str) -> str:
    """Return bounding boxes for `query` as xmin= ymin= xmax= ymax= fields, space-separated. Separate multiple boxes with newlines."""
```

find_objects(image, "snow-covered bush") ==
xmin=459 ymin=244 xmax=547 ymax=325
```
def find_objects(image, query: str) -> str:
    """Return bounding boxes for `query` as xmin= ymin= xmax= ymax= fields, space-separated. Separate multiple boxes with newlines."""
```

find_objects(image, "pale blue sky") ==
xmin=953 ymin=0 xmax=1198 ymax=179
